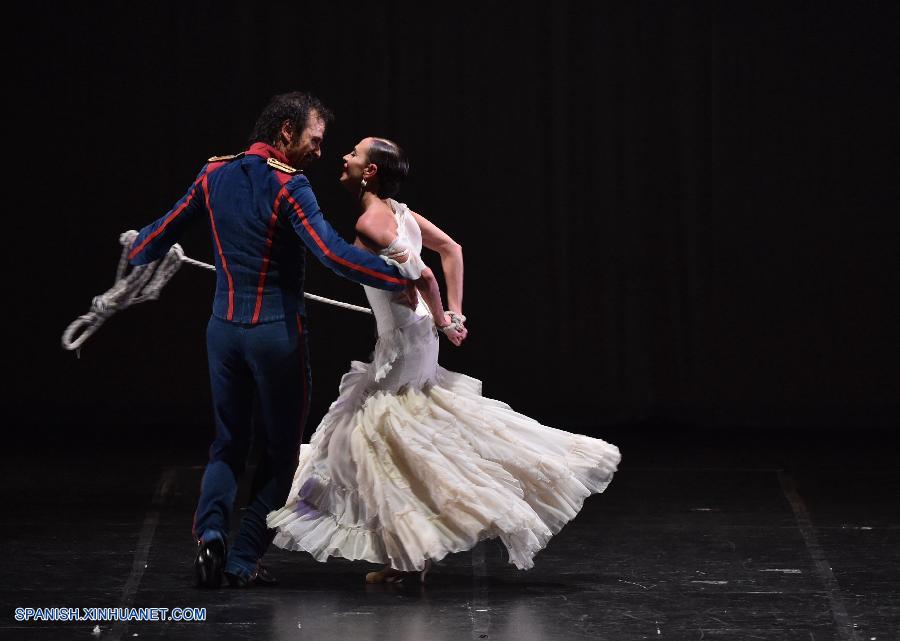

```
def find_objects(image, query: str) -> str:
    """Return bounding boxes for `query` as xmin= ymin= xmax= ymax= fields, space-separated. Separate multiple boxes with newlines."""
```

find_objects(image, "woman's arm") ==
xmin=417 ymin=268 xmax=465 ymax=346
xmin=411 ymin=211 xmax=463 ymax=316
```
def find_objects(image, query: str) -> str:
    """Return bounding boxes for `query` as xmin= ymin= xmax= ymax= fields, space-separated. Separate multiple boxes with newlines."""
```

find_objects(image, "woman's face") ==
xmin=340 ymin=137 xmax=374 ymax=189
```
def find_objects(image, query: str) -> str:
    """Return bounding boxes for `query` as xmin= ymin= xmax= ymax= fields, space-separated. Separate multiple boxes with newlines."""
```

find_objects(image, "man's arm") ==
xmin=280 ymin=175 xmax=408 ymax=291
xmin=127 ymin=165 xmax=210 ymax=265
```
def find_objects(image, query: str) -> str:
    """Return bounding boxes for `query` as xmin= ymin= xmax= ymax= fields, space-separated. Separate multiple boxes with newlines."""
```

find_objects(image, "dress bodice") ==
xmin=362 ymin=199 xmax=431 ymax=337
xmin=361 ymin=199 xmax=439 ymax=389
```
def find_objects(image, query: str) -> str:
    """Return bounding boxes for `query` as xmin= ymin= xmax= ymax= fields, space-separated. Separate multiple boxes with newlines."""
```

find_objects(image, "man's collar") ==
xmin=246 ymin=142 xmax=290 ymax=165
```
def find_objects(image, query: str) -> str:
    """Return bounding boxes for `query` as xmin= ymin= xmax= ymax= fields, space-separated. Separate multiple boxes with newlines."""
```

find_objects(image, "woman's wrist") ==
xmin=436 ymin=311 xmax=465 ymax=335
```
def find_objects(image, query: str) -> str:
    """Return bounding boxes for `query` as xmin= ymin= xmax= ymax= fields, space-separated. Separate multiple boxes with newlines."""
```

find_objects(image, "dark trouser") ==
xmin=193 ymin=314 xmax=311 ymax=579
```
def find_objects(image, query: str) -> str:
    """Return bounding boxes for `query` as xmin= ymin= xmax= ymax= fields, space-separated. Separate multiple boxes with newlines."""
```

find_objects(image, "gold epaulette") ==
xmin=207 ymin=152 xmax=245 ymax=162
xmin=266 ymin=157 xmax=299 ymax=174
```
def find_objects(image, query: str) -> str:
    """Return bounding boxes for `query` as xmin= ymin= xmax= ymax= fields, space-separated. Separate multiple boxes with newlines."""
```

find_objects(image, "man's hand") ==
xmin=399 ymin=282 xmax=418 ymax=310
xmin=386 ymin=246 xmax=410 ymax=264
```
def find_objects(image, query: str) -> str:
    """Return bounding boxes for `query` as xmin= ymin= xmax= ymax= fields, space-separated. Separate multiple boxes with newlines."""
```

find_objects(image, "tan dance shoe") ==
xmin=365 ymin=560 xmax=432 ymax=584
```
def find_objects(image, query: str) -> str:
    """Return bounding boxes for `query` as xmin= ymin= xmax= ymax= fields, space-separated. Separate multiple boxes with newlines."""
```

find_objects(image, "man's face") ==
xmin=285 ymin=111 xmax=326 ymax=169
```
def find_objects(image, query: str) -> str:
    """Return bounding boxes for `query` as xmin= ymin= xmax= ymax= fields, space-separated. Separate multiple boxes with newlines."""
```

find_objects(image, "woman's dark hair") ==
xmin=249 ymin=91 xmax=334 ymax=145
xmin=367 ymin=138 xmax=409 ymax=198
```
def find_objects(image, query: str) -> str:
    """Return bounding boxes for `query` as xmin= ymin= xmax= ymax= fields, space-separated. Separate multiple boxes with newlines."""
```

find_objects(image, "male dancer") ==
xmin=128 ymin=92 xmax=410 ymax=587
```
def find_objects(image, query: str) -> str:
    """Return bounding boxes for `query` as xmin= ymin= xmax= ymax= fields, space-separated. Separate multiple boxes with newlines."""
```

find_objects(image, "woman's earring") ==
xmin=361 ymin=178 xmax=367 ymax=190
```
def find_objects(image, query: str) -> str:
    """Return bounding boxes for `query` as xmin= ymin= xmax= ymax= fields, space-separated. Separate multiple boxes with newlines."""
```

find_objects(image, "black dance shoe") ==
xmin=194 ymin=538 xmax=226 ymax=589
xmin=253 ymin=564 xmax=278 ymax=586
xmin=224 ymin=563 xmax=277 ymax=588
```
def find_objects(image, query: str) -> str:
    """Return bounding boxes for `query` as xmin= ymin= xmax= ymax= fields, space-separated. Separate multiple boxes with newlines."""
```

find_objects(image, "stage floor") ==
xmin=2 ymin=429 xmax=897 ymax=641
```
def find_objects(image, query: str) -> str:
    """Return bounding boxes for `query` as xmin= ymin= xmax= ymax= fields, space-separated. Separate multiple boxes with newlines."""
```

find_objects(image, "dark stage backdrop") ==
xmin=8 ymin=1 xmax=899 ymax=448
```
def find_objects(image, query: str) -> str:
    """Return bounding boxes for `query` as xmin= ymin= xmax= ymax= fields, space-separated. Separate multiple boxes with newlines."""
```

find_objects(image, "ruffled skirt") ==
xmin=267 ymin=362 xmax=620 ymax=571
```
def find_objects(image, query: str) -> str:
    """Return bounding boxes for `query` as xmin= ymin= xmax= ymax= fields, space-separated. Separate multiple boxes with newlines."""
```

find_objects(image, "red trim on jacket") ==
xmin=203 ymin=175 xmax=235 ymax=320
xmin=251 ymin=191 xmax=287 ymax=324
xmin=127 ymin=162 xmax=225 ymax=261
xmin=127 ymin=187 xmax=198 ymax=261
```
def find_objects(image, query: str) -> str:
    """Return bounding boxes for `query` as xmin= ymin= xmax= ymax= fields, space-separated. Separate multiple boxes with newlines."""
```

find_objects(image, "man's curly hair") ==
xmin=249 ymin=92 xmax=334 ymax=146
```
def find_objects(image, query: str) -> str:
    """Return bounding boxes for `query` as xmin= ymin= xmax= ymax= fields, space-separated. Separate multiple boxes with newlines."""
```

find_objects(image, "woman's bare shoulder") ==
xmin=357 ymin=200 xmax=395 ymax=225
xmin=356 ymin=200 xmax=398 ymax=248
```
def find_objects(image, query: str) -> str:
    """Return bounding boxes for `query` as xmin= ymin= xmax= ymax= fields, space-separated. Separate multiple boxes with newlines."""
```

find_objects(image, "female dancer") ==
xmin=267 ymin=137 xmax=620 ymax=582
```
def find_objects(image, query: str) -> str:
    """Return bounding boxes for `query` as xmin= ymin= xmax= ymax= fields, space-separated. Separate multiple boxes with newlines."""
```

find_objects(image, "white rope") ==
xmin=61 ymin=230 xmax=373 ymax=352
xmin=176 ymin=253 xmax=373 ymax=314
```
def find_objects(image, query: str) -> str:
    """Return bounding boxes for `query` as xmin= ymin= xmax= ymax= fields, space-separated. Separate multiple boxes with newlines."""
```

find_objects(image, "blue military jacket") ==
xmin=128 ymin=143 xmax=408 ymax=324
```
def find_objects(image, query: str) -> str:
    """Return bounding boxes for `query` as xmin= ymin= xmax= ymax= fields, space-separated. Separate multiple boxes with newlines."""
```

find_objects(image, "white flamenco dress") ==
xmin=267 ymin=200 xmax=621 ymax=571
